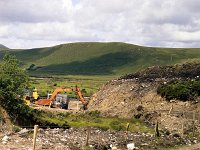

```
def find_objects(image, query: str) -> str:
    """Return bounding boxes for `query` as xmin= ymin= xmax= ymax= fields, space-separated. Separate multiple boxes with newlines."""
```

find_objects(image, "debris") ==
xmin=2 ymin=135 xmax=10 ymax=142
xmin=18 ymin=128 xmax=29 ymax=134
xmin=127 ymin=143 xmax=135 ymax=150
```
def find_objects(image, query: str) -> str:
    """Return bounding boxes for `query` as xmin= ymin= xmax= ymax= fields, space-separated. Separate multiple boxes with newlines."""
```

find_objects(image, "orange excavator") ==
xmin=35 ymin=86 xmax=88 ymax=110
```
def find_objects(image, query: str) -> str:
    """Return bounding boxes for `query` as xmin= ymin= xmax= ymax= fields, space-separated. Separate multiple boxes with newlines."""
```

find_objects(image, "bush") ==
xmin=157 ymin=80 xmax=200 ymax=101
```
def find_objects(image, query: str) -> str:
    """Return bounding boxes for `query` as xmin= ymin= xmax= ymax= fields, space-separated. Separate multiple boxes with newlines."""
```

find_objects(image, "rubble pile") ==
xmin=119 ymin=62 xmax=200 ymax=82
xmin=1 ymin=127 xmax=196 ymax=150
xmin=88 ymin=62 xmax=200 ymax=137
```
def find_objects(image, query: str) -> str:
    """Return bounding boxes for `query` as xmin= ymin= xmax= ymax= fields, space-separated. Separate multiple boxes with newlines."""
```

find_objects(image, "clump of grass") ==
xmin=109 ymin=120 xmax=125 ymax=131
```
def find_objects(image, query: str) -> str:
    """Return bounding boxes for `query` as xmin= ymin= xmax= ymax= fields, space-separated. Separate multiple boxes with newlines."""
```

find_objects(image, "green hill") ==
xmin=0 ymin=42 xmax=200 ymax=76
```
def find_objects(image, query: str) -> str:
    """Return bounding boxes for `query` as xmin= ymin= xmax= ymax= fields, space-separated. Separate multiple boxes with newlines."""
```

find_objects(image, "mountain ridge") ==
xmin=0 ymin=42 xmax=200 ymax=76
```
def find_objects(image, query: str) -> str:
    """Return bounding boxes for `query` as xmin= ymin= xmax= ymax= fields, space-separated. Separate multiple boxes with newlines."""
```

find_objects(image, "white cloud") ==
xmin=0 ymin=0 xmax=200 ymax=48
xmin=0 ymin=0 xmax=73 ymax=23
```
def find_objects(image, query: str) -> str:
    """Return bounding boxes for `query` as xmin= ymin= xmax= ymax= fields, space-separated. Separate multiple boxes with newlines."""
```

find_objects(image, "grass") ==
xmin=0 ymin=42 xmax=200 ymax=77
xmin=34 ymin=110 xmax=154 ymax=133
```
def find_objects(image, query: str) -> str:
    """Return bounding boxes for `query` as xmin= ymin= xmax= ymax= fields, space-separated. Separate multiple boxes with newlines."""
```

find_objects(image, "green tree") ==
xmin=0 ymin=54 xmax=30 ymax=124
xmin=0 ymin=54 xmax=29 ymax=104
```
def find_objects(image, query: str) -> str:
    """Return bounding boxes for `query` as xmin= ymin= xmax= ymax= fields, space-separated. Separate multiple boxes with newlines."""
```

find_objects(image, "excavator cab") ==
xmin=52 ymin=94 xmax=69 ymax=109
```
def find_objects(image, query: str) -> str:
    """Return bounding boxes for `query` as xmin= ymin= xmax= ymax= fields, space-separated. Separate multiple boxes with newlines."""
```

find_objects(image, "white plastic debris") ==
xmin=18 ymin=128 xmax=28 ymax=134
xmin=2 ymin=135 xmax=10 ymax=142
xmin=89 ymin=145 xmax=93 ymax=148
xmin=127 ymin=143 xmax=135 ymax=150
xmin=112 ymin=146 xmax=118 ymax=150
xmin=110 ymin=144 xmax=118 ymax=150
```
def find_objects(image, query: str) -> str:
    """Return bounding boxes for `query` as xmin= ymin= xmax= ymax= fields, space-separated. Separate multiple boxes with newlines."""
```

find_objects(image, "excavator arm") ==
xmin=35 ymin=86 xmax=88 ymax=109
xmin=75 ymin=86 xmax=88 ymax=109
xmin=49 ymin=88 xmax=73 ymax=102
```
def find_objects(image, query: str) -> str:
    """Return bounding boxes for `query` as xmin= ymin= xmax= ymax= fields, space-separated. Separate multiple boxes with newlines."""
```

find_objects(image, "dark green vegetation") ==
xmin=157 ymin=80 xmax=200 ymax=101
xmin=0 ymin=54 xmax=30 ymax=125
xmin=0 ymin=42 xmax=200 ymax=76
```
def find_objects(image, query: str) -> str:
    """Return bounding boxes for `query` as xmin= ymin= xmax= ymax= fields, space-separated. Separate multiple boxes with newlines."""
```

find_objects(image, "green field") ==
xmin=29 ymin=75 xmax=112 ymax=97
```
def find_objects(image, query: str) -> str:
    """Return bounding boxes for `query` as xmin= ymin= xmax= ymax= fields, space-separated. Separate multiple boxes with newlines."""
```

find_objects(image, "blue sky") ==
xmin=0 ymin=0 xmax=200 ymax=49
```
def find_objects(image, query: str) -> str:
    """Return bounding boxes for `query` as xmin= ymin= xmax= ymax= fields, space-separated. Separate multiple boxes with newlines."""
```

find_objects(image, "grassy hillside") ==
xmin=0 ymin=42 xmax=200 ymax=76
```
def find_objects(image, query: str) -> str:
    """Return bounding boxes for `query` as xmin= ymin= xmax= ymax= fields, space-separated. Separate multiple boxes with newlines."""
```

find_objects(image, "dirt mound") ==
xmin=120 ymin=62 xmax=200 ymax=82
xmin=88 ymin=62 xmax=200 ymax=134
xmin=89 ymin=63 xmax=200 ymax=116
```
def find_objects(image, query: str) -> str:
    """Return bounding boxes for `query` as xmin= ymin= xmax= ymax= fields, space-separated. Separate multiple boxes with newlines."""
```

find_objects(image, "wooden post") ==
xmin=192 ymin=111 xmax=195 ymax=137
xmin=33 ymin=125 xmax=39 ymax=150
xmin=125 ymin=123 xmax=130 ymax=143
xmin=85 ymin=127 xmax=91 ymax=147
xmin=155 ymin=120 xmax=160 ymax=137
xmin=181 ymin=111 xmax=185 ymax=137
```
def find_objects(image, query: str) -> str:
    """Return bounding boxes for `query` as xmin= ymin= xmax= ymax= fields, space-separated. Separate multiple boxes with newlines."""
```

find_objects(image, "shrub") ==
xmin=157 ymin=80 xmax=200 ymax=101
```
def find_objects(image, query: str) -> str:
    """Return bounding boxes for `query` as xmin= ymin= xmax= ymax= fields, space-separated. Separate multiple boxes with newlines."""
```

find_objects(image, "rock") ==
xmin=2 ymin=141 xmax=7 ymax=144
xmin=18 ymin=128 xmax=29 ymax=134
xmin=141 ymin=143 xmax=148 ymax=146
xmin=127 ymin=143 xmax=135 ymax=150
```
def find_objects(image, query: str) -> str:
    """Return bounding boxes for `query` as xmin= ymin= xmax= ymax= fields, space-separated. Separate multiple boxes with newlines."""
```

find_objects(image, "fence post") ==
xmin=192 ymin=111 xmax=196 ymax=137
xmin=85 ymin=126 xmax=91 ymax=148
xmin=125 ymin=123 xmax=130 ymax=143
xmin=155 ymin=120 xmax=160 ymax=137
xmin=181 ymin=111 xmax=185 ymax=137
xmin=33 ymin=125 xmax=39 ymax=150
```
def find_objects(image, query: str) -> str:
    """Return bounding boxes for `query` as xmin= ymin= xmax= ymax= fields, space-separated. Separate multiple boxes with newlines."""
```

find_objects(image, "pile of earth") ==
xmin=88 ymin=62 xmax=200 ymax=134
xmin=0 ymin=127 xmax=198 ymax=150
xmin=119 ymin=62 xmax=200 ymax=82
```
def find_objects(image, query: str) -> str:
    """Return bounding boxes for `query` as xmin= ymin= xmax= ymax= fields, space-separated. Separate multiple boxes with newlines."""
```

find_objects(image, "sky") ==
xmin=0 ymin=0 xmax=200 ymax=49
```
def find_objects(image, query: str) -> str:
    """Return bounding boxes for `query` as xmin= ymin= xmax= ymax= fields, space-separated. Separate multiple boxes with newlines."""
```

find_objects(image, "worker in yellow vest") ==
xmin=32 ymin=88 xmax=39 ymax=102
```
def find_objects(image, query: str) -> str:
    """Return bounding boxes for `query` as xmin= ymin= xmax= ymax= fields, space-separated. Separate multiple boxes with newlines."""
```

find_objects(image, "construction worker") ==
xmin=32 ymin=88 xmax=39 ymax=102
